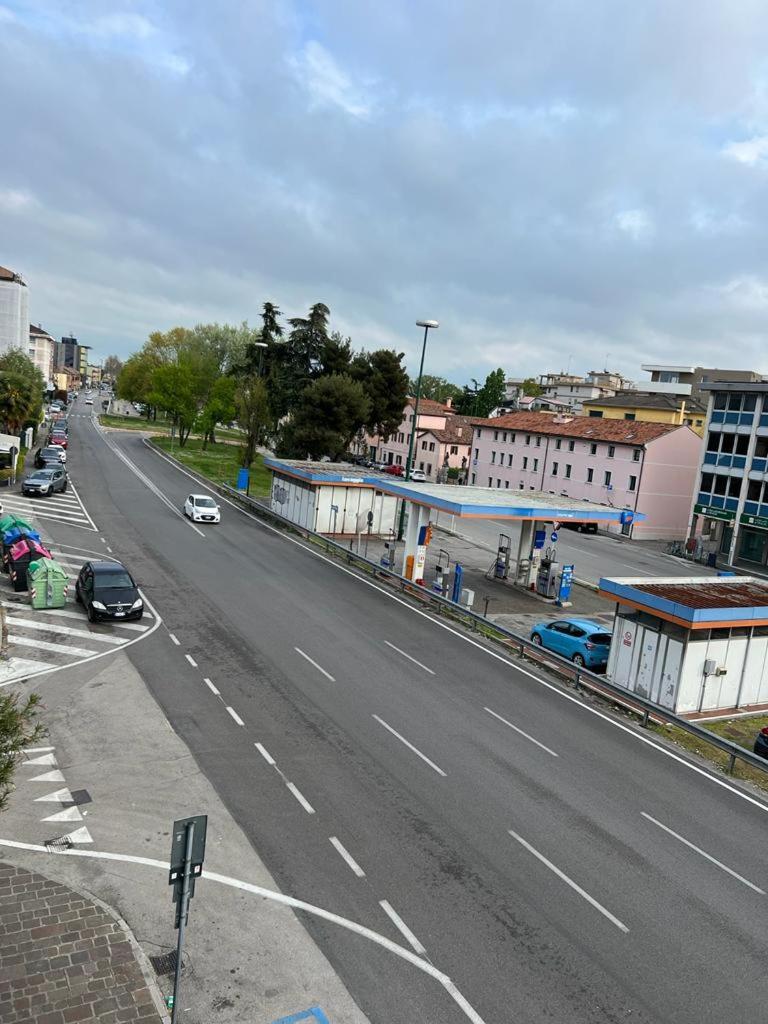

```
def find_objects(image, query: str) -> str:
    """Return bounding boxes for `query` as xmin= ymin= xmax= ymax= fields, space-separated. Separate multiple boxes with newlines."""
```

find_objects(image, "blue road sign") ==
xmin=550 ymin=531 xmax=558 ymax=542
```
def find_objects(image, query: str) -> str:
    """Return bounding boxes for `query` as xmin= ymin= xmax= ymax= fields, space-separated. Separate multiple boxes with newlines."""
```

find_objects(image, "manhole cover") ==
xmin=150 ymin=952 xmax=178 ymax=976
xmin=70 ymin=789 xmax=92 ymax=806
xmin=44 ymin=835 xmax=74 ymax=853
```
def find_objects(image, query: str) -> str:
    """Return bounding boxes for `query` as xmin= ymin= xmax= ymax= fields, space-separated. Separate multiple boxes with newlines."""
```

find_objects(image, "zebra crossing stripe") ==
xmin=10 ymin=635 xmax=98 ymax=658
xmin=6 ymin=617 xmax=127 ymax=645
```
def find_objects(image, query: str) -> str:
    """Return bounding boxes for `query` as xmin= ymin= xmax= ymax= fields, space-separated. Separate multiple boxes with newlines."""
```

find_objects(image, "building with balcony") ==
xmin=0 ymin=266 xmax=29 ymax=353
xmin=640 ymin=364 xmax=761 ymax=400
xmin=537 ymin=369 xmax=632 ymax=413
xmin=470 ymin=411 xmax=701 ymax=539
xmin=690 ymin=381 xmax=768 ymax=567
xmin=582 ymin=392 xmax=708 ymax=436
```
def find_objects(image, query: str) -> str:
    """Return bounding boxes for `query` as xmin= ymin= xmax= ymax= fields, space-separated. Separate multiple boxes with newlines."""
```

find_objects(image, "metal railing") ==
xmin=144 ymin=439 xmax=768 ymax=784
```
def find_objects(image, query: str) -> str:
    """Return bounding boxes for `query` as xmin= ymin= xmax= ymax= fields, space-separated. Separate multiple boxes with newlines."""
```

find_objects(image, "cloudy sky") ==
xmin=2 ymin=1 xmax=768 ymax=383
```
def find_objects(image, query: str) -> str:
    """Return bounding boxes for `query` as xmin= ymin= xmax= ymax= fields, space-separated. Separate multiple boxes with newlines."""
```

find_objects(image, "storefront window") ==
xmin=739 ymin=528 xmax=767 ymax=564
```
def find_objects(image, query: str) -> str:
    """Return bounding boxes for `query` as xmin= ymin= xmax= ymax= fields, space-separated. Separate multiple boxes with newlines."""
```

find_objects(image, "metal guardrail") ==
xmin=143 ymin=442 xmax=768 ymax=784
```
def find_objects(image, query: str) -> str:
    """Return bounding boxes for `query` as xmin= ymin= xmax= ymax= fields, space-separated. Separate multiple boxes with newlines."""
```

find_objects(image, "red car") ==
xmin=49 ymin=434 xmax=68 ymax=449
xmin=384 ymin=463 xmax=404 ymax=476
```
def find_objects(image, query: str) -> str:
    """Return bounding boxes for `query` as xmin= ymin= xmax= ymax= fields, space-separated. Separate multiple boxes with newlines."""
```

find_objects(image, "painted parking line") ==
xmin=271 ymin=1008 xmax=330 ymax=1024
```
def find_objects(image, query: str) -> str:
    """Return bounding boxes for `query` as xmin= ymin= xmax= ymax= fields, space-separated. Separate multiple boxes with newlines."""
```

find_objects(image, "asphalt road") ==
xmin=45 ymin=411 xmax=768 ymax=1024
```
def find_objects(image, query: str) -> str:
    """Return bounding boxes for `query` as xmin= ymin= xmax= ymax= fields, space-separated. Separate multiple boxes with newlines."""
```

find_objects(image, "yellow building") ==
xmin=581 ymin=392 xmax=707 ymax=437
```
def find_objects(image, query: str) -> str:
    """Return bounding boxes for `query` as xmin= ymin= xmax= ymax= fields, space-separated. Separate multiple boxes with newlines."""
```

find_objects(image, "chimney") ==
xmin=456 ymin=427 xmax=462 ymax=438
xmin=445 ymin=397 xmax=452 ymax=409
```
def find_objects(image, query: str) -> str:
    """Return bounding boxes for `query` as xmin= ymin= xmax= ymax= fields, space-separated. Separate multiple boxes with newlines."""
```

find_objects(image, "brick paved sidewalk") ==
xmin=0 ymin=862 xmax=166 ymax=1024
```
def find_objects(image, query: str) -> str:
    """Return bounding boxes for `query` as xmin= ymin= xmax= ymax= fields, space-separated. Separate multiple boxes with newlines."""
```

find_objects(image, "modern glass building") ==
xmin=690 ymin=381 xmax=768 ymax=567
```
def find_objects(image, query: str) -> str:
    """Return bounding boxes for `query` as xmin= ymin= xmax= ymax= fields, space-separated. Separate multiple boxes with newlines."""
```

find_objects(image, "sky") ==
xmin=2 ymin=1 xmax=768 ymax=383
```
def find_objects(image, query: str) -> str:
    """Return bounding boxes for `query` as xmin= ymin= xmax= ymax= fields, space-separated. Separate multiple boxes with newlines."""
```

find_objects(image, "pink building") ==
xmin=470 ymin=412 xmax=702 ymax=539
xmin=414 ymin=416 xmax=472 ymax=479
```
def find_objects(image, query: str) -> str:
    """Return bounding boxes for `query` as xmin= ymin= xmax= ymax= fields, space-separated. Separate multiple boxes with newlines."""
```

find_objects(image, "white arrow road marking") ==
xmin=35 ymin=788 xmax=74 ymax=803
xmin=42 ymin=807 xmax=83 ymax=822
xmin=29 ymin=770 xmax=66 ymax=783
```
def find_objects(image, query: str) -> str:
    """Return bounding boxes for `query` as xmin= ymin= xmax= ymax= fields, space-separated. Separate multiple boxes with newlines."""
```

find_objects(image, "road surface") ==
xmin=28 ymin=409 xmax=768 ymax=1024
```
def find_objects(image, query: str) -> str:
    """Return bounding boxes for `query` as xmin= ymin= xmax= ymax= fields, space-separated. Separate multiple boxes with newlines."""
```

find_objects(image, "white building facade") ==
xmin=28 ymin=325 xmax=56 ymax=383
xmin=0 ymin=266 xmax=29 ymax=353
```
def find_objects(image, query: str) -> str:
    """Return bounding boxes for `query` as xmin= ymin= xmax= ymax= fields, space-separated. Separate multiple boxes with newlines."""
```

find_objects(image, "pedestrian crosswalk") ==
xmin=0 ymin=481 xmax=97 ymax=531
xmin=0 ymin=549 xmax=158 ymax=684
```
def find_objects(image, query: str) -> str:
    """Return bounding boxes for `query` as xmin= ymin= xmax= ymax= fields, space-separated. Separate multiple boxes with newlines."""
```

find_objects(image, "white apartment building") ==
xmin=28 ymin=324 xmax=56 ymax=383
xmin=0 ymin=266 xmax=29 ymax=353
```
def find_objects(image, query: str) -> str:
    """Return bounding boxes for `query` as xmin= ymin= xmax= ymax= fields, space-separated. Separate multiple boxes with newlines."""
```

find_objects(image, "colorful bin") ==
xmin=28 ymin=558 xmax=68 ymax=609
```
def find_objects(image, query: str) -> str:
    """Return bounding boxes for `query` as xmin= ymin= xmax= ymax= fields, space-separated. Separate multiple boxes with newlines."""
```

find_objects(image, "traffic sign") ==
xmin=550 ymin=531 xmax=558 ymax=542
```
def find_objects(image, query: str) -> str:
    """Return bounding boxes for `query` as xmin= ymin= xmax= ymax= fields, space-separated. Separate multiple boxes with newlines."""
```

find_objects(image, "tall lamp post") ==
xmin=252 ymin=340 xmax=268 ymax=376
xmin=397 ymin=319 xmax=439 ymax=539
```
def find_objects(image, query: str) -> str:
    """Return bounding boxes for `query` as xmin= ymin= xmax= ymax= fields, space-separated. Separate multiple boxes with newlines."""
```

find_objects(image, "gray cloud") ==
xmin=2 ymin=0 xmax=768 ymax=381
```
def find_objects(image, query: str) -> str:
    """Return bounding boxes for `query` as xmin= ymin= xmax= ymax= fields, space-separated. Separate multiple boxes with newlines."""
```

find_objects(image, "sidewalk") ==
xmin=0 ymin=862 xmax=165 ymax=1024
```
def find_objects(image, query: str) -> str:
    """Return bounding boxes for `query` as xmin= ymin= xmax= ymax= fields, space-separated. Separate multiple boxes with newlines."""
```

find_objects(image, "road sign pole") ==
xmin=170 ymin=821 xmax=195 ymax=1023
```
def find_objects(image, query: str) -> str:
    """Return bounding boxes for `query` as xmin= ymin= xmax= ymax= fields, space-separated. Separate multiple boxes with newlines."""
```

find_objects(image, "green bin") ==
xmin=28 ymin=558 xmax=69 ymax=610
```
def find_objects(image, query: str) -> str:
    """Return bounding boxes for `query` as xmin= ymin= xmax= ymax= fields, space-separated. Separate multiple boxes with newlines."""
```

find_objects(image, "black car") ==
xmin=35 ymin=446 xmax=66 ymax=468
xmin=562 ymin=521 xmax=598 ymax=534
xmin=754 ymin=727 xmax=768 ymax=759
xmin=22 ymin=467 xmax=68 ymax=496
xmin=75 ymin=561 xmax=143 ymax=622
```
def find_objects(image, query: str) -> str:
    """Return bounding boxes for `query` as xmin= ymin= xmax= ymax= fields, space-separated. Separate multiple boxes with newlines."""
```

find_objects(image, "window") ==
xmin=608 ymin=445 xmax=615 ymax=458
xmin=427 ymin=464 xmax=432 ymax=475
xmin=429 ymin=442 xmax=435 ymax=452
xmin=509 ymin=433 xmax=516 ymax=443
xmin=418 ymin=461 xmax=424 ymax=470
xmin=450 ymin=445 xmax=458 ymax=455
xmin=525 ymin=434 xmax=531 ymax=445
xmin=568 ymin=440 xmax=575 ymax=452
xmin=624 ymin=412 xmax=636 ymax=421
xmin=504 ymin=480 xmax=509 ymax=489
xmin=555 ymin=438 xmax=562 ymax=450
xmin=533 ymin=458 xmax=539 ymax=471
xmin=502 ymin=432 xmax=507 ymax=442
xmin=522 ymin=456 xmax=528 ymax=470
xmin=628 ymin=475 xmax=637 ymax=491
xmin=588 ymin=410 xmax=603 ymax=418
xmin=714 ymin=394 xmax=727 ymax=409
xmin=421 ymin=440 xmax=428 ymax=450
xmin=506 ymin=453 xmax=512 ymax=466
xmin=565 ymin=464 xmax=572 ymax=479
xmin=713 ymin=475 xmax=727 ymax=495
xmin=696 ymin=419 xmax=703 ymax=427
xmin=488 ymin=477 xmax=493 ymax=487
xmin=471 ymin=473 xmax=476 ymax=484
xmin=493 ymin=430 xmax=499 ymax=440
xmin=496 ymin=479 xmax=502 ymax=488
xmin=587 ymin=467 xmax=594 ymax=483
xmin=409 ymin=414 xmax=415 ymax=422
xmin=474 ymin=448 xmax=479 ymax=459
xmin=519 ymin=481 xmax=524 ymax=488
xmin=476 ymin=428 xmax=482 ymax=438
xmin=536 ymin=436 xmax=541 ymax=447
xmin=491 ymin=451 xmax=496 ymax=464
xmin=395 ymin=455 xmax=402 ymax=465
xmin=589 ymin=442 xmax=598 ymax=455
xmin=552 ymin=462 xmax=558 ymax=476
xmin=632 ymin=449 xmax=641 ymax=462
xmin=604 ymin=471 xmax=612 ymax=486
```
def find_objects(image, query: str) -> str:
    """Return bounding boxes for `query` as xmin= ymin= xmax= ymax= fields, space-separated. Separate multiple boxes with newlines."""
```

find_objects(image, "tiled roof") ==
xmin=582 ymin=392 xmax=707 ymax=414
xmin=408 ymin=396 xmax=453 ymax=415
xmin=418 ymin=416 xmax=472 ymax=445
xmin=0 ymin=266 xmax=24 ymax=283
xmin=469 ymin=411 xmax=681 ymax=445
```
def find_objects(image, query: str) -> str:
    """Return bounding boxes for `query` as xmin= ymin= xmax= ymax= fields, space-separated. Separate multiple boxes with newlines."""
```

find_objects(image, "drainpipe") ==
xmin=540 ymin=435 xmax=550 ymax=490
xmin=629 ymin=445 xmax=647 ymax=539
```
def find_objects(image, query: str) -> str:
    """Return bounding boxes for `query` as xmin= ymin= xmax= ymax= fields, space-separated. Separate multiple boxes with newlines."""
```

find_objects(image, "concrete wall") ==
xmin=634 ymin=428 xmax=701 ymax=540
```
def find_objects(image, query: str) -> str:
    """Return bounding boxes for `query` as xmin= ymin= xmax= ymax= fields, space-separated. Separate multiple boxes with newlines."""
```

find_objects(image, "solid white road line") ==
xmin=69 ymin=481 xmax=98 ymax=531
xmin=329 ymin=836 xmax=366 ymax=877
xmin=286 ymin=782 xmax=315 ymax=814
xmin=204 ymin=677 xmax=220 ymax=696
xmin=0 ymin=839 xmax=489 ymax=1024
xmin=508 ymin=829 xmax=629 ymax=933
xmin=169 ymin=633 xmax=180 ymax=645
xmin=5 ymin=617 xmax=126 ymax=645
xmin=185 ymin=654 xmax=198 ymax=667
xmin=254 ymin=742 xmax=275 ymax=765
xmin=484 ymin=707 xmax=559 ymax=757
xmin=372 ymin=714 xmax=447 ymax=777
xmin=379 ymin=900 xmax=427 ymax=955
xmin=10 ymin=635 xmax=97 ymax=658
xmin=225 ymin=706 xmax=244 ymax=726
xmin=641 ymin=812 xmax=766 ymax=894
xmin=384 ymin=640 xmax=436 ymax=675
xmin=294 ymin=646 xmax=336 ymax=681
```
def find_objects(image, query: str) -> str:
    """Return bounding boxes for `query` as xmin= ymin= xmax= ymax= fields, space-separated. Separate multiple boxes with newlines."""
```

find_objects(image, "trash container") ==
xmin=707 ymin=552 xmax=717 ymax=568
xmin=28 ymin=558 xmax=68 ymax=609
xmin=9 ymin=538 xmax=51 ymax=592
xmin=2 ymin=526 xmax=41 ymax=574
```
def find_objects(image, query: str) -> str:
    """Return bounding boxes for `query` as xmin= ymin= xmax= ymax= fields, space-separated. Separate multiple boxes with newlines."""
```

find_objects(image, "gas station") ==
xmin=263 ymin=459 xmax=643 ymax=606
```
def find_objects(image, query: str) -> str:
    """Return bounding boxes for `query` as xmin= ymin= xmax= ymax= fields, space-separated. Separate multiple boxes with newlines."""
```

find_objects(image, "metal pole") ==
xmin=397 ymin=324 xmax=430 ymax=539
xmin=170 ymin=821 xmax=195 ymax=1024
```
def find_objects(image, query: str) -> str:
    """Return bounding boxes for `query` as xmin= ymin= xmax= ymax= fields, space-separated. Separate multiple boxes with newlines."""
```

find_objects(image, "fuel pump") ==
xmin=536 ymin=545 xmax=559 ymax=598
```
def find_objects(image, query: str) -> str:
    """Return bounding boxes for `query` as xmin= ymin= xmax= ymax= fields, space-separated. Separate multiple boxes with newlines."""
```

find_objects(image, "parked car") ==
xmin=48 ymin=434 xmax=68 ymax=450
xmin=183 ymin=494 xmax=221 ymax=523
xmin=409 ymin=469 xmax=427 ymax=482
xmin=530 ymin=618 xmax=612 ymax=669
xmin=35 ymin=446 xmax=67 ymax=467
xmin=754 ymin=727 xmax=768 ymax=759
xmin=85 ymin=397 xmax=94 ymax=405
xmin=562 ymin=520 xmax=598 ymax=534
xmin=385 ymin=464 xmax=404 ymax=476
xmin=75 ymin=560 xmax=143 ymax=622
xmin=22 ymin=467 xmax=68 ymax=496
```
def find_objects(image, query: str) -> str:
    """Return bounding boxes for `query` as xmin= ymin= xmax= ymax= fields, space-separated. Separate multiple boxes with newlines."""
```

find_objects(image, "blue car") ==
xmin=530 ymin=618 xmax=612 ymax=669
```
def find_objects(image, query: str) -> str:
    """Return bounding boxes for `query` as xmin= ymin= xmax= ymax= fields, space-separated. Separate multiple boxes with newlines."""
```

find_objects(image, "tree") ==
xmin=278 ymin=375 xmax=370 ymax=460
xmin=352 ymin=349 xmax=409 ymax=439
xmin=103 ymin=354 xmax=124 ymax=380
xmin=0 ymin=689 xmax=44 ymax=812
xmin=261 ymin=302 xmax=284 ymax=345
xmin=476 ymin=368 xmax=506 ymax=416
xmin=116 ymin=350 xmax=160 ymax=416
xmin=269 ymin=302 xmax=331 ymax=420
xmin=408 ymin=375 xmax=462 ymax=404
xmin=236 ymin=374 xmax=271 ymax=467
xmin=198 ymin=376 xmax=237 ymax=450
xmin=319 ymin=332 xmax=353 ymax=376
xmin=0 ymin=350 xmax=44 ymax=434
xmin=147 ymin=363 xmax=199 ymax=445
xmin=521 ymin=376 xmax=543 ymax=397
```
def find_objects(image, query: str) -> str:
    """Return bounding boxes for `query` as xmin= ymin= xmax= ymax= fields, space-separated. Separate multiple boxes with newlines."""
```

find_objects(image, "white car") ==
xmin=183 ymin=494 xmax=221 ymax=523
xmin=409 ymin=470 xmax=428 ymax=482
xmin=85 ymin=397 xmax=93 ymax=405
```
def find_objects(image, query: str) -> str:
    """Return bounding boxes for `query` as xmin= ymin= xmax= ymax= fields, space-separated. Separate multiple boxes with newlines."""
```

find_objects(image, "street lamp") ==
xmin=252 ymin=341 xmax=268 ymax=376
xmin=397 ymin=319 xmax=439 ymax=540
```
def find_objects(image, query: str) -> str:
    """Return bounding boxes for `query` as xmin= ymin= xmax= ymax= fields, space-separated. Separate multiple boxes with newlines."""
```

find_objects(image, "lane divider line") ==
xmin=329 ymin=836 xmax=366 ymax=878
xmin=484 ymin=707 xmax=559 ymax=758
xmin=372 ymin=714 xmax=447 ymax=778
xmin=379 ymin=900 xmax=427 ymax=956
xmin=384 ymin=641 xmax=435 ymax=675
xmin=204 ymin=678 xmax=220 ymax=696
xmin=169 ymin=633 xmax=180 ymax=646
xmin=294 ymin=646 xmax=336 ymax=682
xmin=255 ymin=742 xmax=275 ymax=765
xmin=185 ymin=654 xmax=198 ymax=668
xmin=508 ymin=829 xmax=629 ymax=933
xmin=226 ymin=706 xmax=244 ymax=727
xmin=286 ymin=782 xmax=315 ymax=815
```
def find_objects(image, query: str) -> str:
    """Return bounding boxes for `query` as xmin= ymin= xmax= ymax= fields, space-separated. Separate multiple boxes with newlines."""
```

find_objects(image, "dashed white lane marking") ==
xmin=330 ymin=836 xmax=366 ymax=877
xmin=484 ymin=707 xmax=559 ymax=757
xmin=372 ymin=714 xmax=447 ymax=778
xmin=255 ymin=742 xmax=275 ymax=765
xmin=508 ymin=829 xmax=629 ymax=933
xmin=384 ymin=641 xmax=435 ymax=675
xmin=0 ymin=840 xmax=489 ymax=1024
xmin=225 ymin=706 xmax=244 ymax=726
xmin=185 ymin=654 xmax=198 ymax=668
xmin=10 ymin=635 xmax=97 ymax=658
xmin=169 ymin=633 xmax=180 ymax=645
xmin=641 ymin=812 xmax=766 ymax=894
xmin=6 ymin=617 xmax=126 ymax=646
xmin=204 ymin=678 xmax=220 ymax=696
xmin=379 ymin=900 xmax=427 ymax=955
xmin=286 ymin=782 xmax=315 ymax=814
xmin=294 ymin=646 xmax=336 ymax=681
xmin=106 ymin=546 xmax=113 ymax=553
